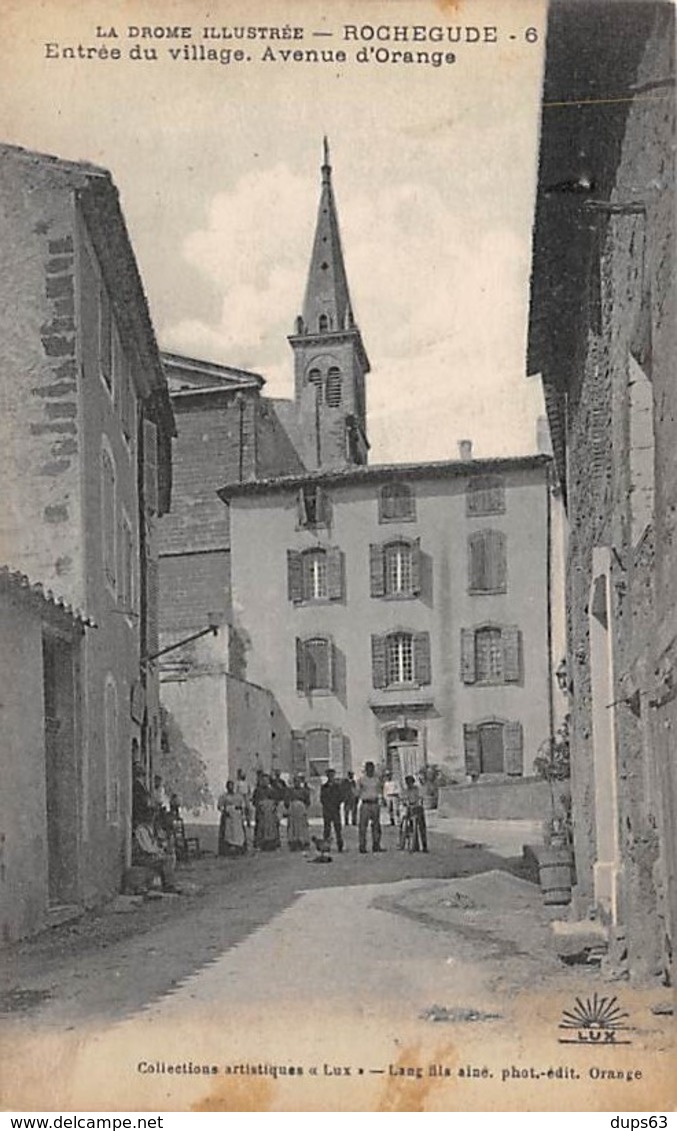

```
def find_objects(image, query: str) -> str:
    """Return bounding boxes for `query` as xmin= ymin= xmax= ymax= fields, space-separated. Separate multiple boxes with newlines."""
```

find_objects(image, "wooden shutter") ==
xmin=411 ymin=537 xmax=421 ymax=595
xmin=469 ymin=533 xmax=484 ymax=591
xmin=504 ymin=721 xmax=524 ymax=776
xmin=503 ymin=626 xmax=521 ymax=683
xmin=291 ymin=730 xmax=307 ymax=775
xmin=489 ymin=531 xmax=507 ymax=592
xmin=317 ymin=487 xmax=331 ymax=526
xmin=330 ymin=638 xmax=338 ymax=692
xmin=461 ymin=628 xmax=476 ymax=684
xmin=295 ymin=637 xmax=307 ymax=693
xmin=297 ymin=488 xmax=308 ymax=527
xmin=413 ymin=632 xmax=431 ymax=685
xmin=327 ymin=547 xmax=343 ymax=600
xmin=369 ymin=543 xmax=385 ymax=597
xmin=371 ymin=634 xmax=387 ymax=689
xmin=329 ymin=729 xmax=345 ymax=773
xmin=287 ymin=550 xmax=303 ymax=603
xmin=464 ymin=725 xmax=481 ymax=777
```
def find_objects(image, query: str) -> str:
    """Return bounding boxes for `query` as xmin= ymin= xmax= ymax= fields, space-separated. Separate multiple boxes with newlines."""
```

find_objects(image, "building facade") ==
xmin=528 ymin=0 xmax=675 ymax=981
xmin=0 ymin=144 xmax=174 ymax=938
xmin=222 ymin=457 xmax=556 ymax=784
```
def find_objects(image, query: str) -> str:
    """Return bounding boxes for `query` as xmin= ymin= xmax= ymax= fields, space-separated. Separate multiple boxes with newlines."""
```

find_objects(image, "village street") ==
xmin=1 ymin=820 xmax=672 ymax=1112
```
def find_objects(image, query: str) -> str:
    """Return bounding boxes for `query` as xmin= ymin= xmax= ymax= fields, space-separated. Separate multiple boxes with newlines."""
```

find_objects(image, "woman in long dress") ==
xmin=256 ymin=786 xmax=281 ymax=851
xmin=217 ymin=780 xmax=247 ymax=856
xmin=287 ymin=776 xmax=310 ymax=851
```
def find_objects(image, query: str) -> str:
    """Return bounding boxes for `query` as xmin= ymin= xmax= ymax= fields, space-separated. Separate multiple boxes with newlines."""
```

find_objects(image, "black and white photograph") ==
xmin=0 ymin=0 xmax=675 ymax=1113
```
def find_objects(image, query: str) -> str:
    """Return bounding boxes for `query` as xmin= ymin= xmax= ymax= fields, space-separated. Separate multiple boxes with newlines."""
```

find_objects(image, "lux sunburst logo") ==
xmin=558 ymin=994 xmax=632 ymax=1044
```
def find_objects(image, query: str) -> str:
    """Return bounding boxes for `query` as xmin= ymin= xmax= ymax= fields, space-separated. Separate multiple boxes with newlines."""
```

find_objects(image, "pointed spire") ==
xmin=300 ymin=138 xmax=353 ymax=336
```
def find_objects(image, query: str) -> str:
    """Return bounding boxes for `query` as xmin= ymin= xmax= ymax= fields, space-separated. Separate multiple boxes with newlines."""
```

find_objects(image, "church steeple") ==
xmin=300 ymin=138 xmax=354 ymax=336
xmin=289 ymin=141 xmax=369 ymax=471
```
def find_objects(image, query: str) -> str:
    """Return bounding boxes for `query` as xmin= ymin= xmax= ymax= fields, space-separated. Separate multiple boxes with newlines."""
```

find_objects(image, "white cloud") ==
xmin=160 ymin=161 xmax=543 ymax=461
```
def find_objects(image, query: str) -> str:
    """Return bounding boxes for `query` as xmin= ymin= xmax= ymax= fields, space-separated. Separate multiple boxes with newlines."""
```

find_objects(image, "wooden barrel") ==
xmin=539 ymin=847 xmax=573 ymax=905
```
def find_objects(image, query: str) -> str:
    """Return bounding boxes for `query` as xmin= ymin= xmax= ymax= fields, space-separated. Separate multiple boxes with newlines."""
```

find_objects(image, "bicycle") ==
xmin=398 ymin=806 xmax=417 ymax=852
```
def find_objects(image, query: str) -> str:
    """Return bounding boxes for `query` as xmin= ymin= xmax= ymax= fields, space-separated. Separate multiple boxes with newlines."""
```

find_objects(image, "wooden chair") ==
xmin=173 ymin=818 xmax=201 ymax=862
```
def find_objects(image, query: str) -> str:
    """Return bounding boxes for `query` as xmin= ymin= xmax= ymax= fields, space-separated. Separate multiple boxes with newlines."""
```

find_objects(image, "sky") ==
xmin=0 ymin=0 xmax=548 ymax=463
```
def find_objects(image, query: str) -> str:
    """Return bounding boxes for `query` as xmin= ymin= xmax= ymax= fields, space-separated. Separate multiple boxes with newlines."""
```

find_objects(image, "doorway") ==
xmin=43 ymin=632 xmax=79 ymax=906
xmin=385 ymin=725 xmax=422 ymax=781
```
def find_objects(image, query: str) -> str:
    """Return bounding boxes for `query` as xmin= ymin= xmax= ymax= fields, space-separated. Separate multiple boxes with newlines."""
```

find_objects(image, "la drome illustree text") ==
xmin=43 ymin=22 xmax=540 ymax=66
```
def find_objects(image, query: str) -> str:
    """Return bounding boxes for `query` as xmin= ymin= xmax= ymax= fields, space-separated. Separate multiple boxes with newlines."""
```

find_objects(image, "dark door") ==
xmin=479 ymin=723 xmax=504 ymax=774
xmin=43 ymin=633 xmax=79 ymax=905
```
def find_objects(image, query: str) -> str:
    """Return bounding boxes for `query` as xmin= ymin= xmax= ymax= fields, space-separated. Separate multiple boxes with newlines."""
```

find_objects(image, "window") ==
xmin=468 ymin=530 xmax=507 ymax=593
xmin=304 ymin=549 xmax=327 ymax=600
xmin=318 ymin=314 xmax=329 ymax=333
xmin=306 ymin=727 xmax=330 ymax=778
xmin=287 ymin=547 xmax=344 ymax=604
xmin=466 ymin=476 xmax=505 ymax=516
xmin=464 ymin=720 xmax=523 ymax=777
xmin=119 ymin=513 xmax=134 ymax=614
xmin=298 ymin=484 xmax=330 ymax=528
xmin=387 ymin=632 xmax=413 ymax=684
xmin=99 ymin=284 xmax=113 ymax=392
xmin=326 ymin=367 xmax=342 ymax=407
xmin=101 ymin=444 xmax=116 ymax=591
xmin=104 ymin=676 xmax=119 ymax=822
xmin=379 ymin=482 xmax=416 ymax=522
xmin=293 ymin=727 xmax=346 ymax=778
xmin=370 ymin=539 xmax=421 ymax=598
xmin=461 ymin=625 xmax=521 ymax=684
xmin=475 ymin=627 xmax=503 ymax=682
xmin=296 ymin=636 xmax=335 ymax=693
xmin=371 ymin=630 xmax=431 ymax=689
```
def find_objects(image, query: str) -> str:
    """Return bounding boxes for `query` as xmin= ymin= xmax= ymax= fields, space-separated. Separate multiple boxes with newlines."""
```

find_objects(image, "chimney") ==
xmin=458 ymin=439 xmax=473 ymax=460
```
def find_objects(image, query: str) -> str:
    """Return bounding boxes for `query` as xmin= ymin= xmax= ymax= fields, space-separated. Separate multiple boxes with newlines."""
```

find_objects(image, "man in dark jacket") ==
xmin=320 ymin=769 xmax=344 ymax=852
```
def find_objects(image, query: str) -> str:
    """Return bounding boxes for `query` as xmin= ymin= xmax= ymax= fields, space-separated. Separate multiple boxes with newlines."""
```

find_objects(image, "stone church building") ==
xmin=159 ymin=144 xmax=560 ymax=805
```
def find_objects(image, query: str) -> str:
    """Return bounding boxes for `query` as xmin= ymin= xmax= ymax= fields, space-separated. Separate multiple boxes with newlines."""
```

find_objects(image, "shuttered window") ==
xmin=460 ymin=625 xmax=522 ymax=684
xmin=296 ymin=636 xmax=334 ymax=693
xmin=370 ymin=539 xmax=421 ymax=598
xmin=298 ymin=485 xmax=330 ymax=528
xmin=287 ymin=547 xmax=344 ymax=603
xmin=379 ymin=482 xmax=416 ymax=522
xmin=372 ymin=630 xmax=431 ymax=688
xmin=468 ymin=530 xmax=507 ymax=593
xmin=466 ymin=476 xmax=505 ymax=516
xmin=463 ymin=720 xmax=524 ymax=777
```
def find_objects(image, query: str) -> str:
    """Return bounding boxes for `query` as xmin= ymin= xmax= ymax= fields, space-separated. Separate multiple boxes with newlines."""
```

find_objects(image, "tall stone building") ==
xmin=0 ymin=143 xmax=174 ymax=941
xmin=528 ymin=0 xmax=675 ymax=982
xmin=161 ymin=144 xmax=561 ymax=806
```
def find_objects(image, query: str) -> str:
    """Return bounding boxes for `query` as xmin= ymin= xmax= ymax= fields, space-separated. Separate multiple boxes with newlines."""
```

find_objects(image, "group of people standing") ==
xmin=217 ymin=762 xmax=428 ymax=858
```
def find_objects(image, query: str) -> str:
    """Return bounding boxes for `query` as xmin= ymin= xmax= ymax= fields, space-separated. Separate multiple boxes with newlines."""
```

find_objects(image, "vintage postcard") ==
xmin=0 ymin=0 xmax=675 ymax=1114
